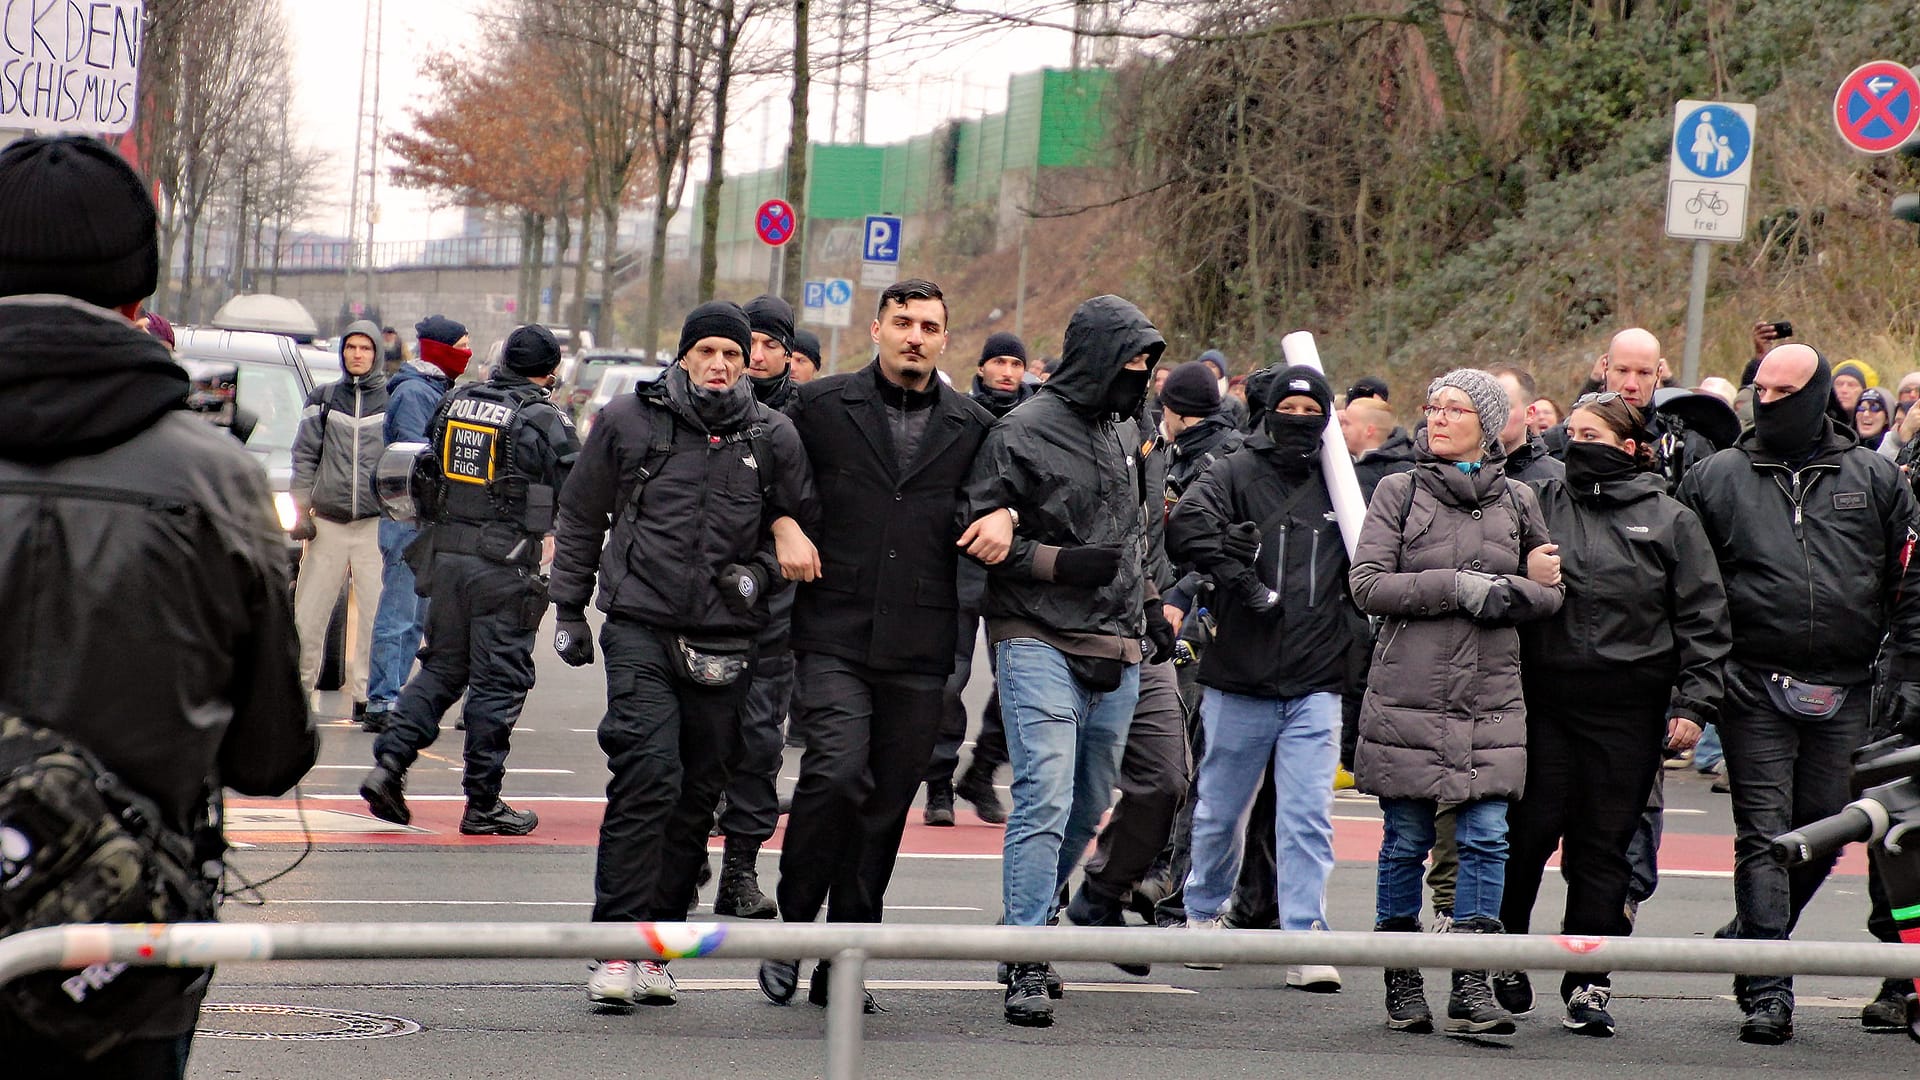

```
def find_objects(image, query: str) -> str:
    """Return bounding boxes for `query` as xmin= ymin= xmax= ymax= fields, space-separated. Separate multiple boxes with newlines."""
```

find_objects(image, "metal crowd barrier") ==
xmin=5 ymin=922 xmax=1919 ymax=1078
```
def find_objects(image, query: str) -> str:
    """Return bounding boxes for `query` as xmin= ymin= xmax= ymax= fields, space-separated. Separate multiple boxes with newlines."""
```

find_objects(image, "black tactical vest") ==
xmin=429 ymin=381 xmax=546 ymax=526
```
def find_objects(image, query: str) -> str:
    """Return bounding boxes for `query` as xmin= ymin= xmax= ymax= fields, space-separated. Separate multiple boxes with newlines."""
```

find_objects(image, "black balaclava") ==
xmin=1104 ymin=367 xmax=1153 ymax=417
xmin=1261 ymin=365 xmax=1333 ymax=470
xmin=1264 ymin=412 xmax=1327 ymax=470
xmin=1563 ymin=441 xmax=1639 ymax=489
xmin=1753 ymin=352 xmax=1833 ymax=459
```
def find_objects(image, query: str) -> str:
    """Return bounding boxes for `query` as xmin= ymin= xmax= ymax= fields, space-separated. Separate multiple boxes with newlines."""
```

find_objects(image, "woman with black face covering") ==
xmin=1497 ymin=393 xmax=1730 ymax=1038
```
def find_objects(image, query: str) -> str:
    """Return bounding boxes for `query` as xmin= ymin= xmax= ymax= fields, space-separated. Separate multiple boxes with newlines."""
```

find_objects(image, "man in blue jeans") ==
xmin=363 ymin=315 xmax=470 ymax=730
xmin=1166 ymin=365 xmax=1353 ymax=992
xmin=961 ymin=295 xmax=1171 ymax=1028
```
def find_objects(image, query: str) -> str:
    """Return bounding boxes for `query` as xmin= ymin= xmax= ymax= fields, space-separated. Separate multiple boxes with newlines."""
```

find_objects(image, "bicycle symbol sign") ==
xmin=1673 ymin=105 xmax=1751 ymax=179
xmin=1684 ymin=189 xmax=1728 ymax=217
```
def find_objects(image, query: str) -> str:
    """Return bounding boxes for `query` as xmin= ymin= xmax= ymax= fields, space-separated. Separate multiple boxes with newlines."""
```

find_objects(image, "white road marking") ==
xmin=443 ymin=767 xmax=574 ymax=774
xmin=270 ymin=900 xmax=983 ymax=912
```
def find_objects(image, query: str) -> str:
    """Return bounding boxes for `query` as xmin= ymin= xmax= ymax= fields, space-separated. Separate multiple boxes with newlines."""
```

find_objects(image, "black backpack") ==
xmin=0 ymin=711 xmax=217 ymax=1059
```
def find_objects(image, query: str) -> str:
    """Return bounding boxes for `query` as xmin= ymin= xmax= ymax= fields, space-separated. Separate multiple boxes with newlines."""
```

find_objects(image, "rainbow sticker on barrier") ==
xmin=637 ymin=922 xmax=728 ymax=959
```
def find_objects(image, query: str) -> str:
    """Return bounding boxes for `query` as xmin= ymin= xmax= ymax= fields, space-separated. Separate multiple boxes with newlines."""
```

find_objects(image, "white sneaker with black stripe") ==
xmin=1563 ymin=984 xmax=1615 ymax=1037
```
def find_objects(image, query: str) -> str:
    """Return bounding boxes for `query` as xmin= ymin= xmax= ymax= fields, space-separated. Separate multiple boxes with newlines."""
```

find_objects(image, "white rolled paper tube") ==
xmin=1279 ymin=330 xmax=1367 ymax=559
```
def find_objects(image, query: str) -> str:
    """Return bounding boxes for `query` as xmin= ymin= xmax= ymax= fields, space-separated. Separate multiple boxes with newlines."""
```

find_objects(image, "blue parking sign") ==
xmin=803 ymin=281 xmax=827 ymax=309
xmin=863 ymin=216 xmax=901 ymax=263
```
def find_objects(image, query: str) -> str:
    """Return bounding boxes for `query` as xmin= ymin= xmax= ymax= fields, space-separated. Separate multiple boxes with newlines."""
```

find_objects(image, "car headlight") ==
xmin=273 ymin=491 xmax=300 ymax=532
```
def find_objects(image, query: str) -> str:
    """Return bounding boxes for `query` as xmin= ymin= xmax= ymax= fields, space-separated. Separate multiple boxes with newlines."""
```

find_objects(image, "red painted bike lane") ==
xmin=224 ymin=797 xmax=1868 ymax=876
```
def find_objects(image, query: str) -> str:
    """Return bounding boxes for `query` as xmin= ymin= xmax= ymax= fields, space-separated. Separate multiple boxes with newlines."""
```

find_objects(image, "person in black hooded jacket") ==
xmin=549 ymin=301 xmax=815 ymax=1010
xmin=1678 ymin=343 xmax=1920 ymax=1045
xmin=960 ymin=294 xmax=1170 ymax=1028
xmin=926 ymin=330 xmax=1037 ymax=825
xmin=1499 ymin=393 xmax=1729 ymax=1037
xmin=0 ymin=134 xmax=317 ymax=1076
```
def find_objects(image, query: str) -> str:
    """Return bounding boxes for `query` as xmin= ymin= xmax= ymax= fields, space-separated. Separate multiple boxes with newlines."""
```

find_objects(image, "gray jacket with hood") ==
xmin=962 ymin=295 xmax=1166 ymax=652
xmin=292 ymin=319 xmax=388 ymax=522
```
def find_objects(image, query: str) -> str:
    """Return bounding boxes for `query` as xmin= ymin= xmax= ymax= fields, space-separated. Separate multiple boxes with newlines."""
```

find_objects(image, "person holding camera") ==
xmin=0 ymin=134 xmax=318 ymax=1078
xmin=1679 ymin=343 xmax=1920 ymax=1044
xmin=359 ymin=326 xmax=580 ymax=838
xmin=549 ymin=301 xmax=814 ymax=1010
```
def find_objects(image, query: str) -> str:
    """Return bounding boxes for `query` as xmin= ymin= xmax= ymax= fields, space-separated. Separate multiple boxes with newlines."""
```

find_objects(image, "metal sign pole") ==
xmin=1681 ymin=240 xmax=1710 ymax=387
xmin=829 ymin=326 xmax=842 ymax=374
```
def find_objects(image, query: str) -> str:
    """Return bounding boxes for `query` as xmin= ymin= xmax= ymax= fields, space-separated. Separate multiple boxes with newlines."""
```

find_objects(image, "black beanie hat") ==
xmin=1346 ymin=375 xmax=1390 ymax=402
xmin=502 ymin=324 xmax=562 ymax=376
xmin=1158 ymin=360 xmax=1221 ymax=417
xmin=0 ymin=135 xmax=159 ymax=308
xmin=415 ymin=314 xmax=468 ymax=346
xmin=678 ymin=301 xmax=752 ymax=361
xmin=791 ymin=328 xmax=822 ymax=365
xmin=979 ymin=331 xmax=1028 ymax=367
xmin=744 ymin=294 xmax=795 ymax=351
xmin=1271 ymin=365 xmax=1334 ymax=414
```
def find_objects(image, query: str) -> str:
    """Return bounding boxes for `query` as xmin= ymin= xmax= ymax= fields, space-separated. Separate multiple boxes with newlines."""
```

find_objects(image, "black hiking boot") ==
xmin=359 ymin=754 xmax=411 ymax=825
xmin=458 ymin=798 xmax=538 ymax=836
xmin=1003 ymin=962 xmax=1055 ymax=1027
xmin=924 ymin=778 xmax=956 ymax=827
xmin=955 ymin=762 xmax=1006 ymax=824
xmin=712 ymin=837 xmax=778 ymax=918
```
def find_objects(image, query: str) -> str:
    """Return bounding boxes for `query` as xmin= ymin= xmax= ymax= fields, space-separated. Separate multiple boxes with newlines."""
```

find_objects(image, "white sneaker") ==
xmin=636 ymin=960 xmax=678 ymax=1005
xmin=588 ymin=959 xmax=637 ymax=1008
xmin=1287 ymin=965 xmax=1343 ymax=992
xmin=1184 ymin=916 xmax=1225 ymax=970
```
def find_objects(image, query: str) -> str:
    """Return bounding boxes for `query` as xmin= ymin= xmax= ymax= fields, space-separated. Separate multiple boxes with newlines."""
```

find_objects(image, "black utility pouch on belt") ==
xmin=519 ymin=574 xmax=551 ymax=632
xmin=1765 ymin=672 xmax=1850 ymax=718
xmin=1066 ymin=653 xmax=1126 ymax=694
xmin=675 ymin=636 xmax=752 ymax=687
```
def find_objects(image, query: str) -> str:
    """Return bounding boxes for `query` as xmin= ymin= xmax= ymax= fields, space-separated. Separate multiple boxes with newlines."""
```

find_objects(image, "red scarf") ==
xmin=419 ymin=337 xmax=472 ymax=379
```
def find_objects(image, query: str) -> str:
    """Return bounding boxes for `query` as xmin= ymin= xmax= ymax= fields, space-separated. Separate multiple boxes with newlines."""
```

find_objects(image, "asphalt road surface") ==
xmin=188 ymin=614 xmax=1915 ymax=1078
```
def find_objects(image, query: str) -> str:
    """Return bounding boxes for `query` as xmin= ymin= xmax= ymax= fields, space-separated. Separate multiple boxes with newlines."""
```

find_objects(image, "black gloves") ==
xmin=1221 ymin=522 xmax=1262 ymax=565
xmin=718 ymin=563 xmax=768 ymax=615
xmin=1888 ymin=681 xmax=1920 ymax=738
xmin=1231 ymin=569 xmax=1280 ymax=613
xmin=554 ymin=610 xmax=594 ymax=667
xmin=1453 ymin=570 xmax=1512 ymax=621
xmin=1143 ymin=600 xmax=1177 ymax=663
xmin=287 ymin=513 xmax=316 ymax=541
xmin=1053 ymin=544 xmax=1125 ymax=589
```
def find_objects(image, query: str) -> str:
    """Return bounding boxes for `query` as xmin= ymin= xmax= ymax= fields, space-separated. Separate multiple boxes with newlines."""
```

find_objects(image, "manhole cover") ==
xmin=197 ymin=1003 xmax=421 ymax=1041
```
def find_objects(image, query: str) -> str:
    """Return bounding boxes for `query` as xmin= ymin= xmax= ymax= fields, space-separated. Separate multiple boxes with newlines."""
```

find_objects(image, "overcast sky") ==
xmin=286 ymin=0 xmax=1079 ymax=241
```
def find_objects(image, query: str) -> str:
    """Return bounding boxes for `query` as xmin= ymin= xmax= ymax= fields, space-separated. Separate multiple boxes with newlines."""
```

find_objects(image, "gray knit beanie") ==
xmin=1426 ymin=368 xmax=1509 ymax=451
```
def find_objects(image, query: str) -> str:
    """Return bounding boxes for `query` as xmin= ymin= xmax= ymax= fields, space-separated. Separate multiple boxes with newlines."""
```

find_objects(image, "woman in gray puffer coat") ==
xmin=1348 ymin=368 xmax=1564 ymax=1038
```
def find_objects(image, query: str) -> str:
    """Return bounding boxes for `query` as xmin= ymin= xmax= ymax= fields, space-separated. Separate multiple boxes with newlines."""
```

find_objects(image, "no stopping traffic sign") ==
xmin=1834 ymin=61 xmax=1920 ymax=155
xmin=756 ymin=200 xmax=797 ymax=246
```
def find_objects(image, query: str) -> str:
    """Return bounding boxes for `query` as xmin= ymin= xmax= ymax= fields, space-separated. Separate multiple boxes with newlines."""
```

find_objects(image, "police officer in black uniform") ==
xmin=361 ymin=324 xmax=581 ymax=836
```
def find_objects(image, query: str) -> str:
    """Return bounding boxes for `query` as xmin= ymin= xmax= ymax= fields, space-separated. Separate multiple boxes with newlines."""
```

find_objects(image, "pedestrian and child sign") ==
xmin=1833 ymin=61 xmax=1920 ymax=155
xmin=1 ymin=1 xmax=144 ymax=135
xmin=1665 ymin=99 xmax=1756 ymax=243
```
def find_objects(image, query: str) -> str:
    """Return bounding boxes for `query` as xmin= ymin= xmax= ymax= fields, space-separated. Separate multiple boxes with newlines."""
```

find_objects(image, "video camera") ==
xmin=1771 ymin=733 xmax=1920 ymax=1040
